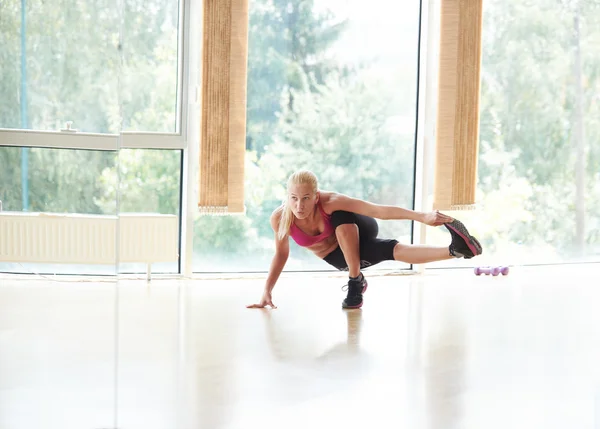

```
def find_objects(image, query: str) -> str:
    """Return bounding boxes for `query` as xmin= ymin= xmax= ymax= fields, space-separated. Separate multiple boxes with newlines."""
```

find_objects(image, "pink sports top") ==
xmin=289 ymin=203 xmax=334 ymax=247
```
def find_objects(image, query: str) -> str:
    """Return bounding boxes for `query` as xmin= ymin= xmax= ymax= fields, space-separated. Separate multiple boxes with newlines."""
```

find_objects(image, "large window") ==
xmin=424 ymin=0 xmax=600 ymax=268
xmin=0 ymin=0 xmax=185 ymax=276
xmin=0 ymin=0 xmax=180 ymax=134
xmin=192 ymin=0 xmax=423 ymax=273
xmin=7 ymin=0 xmax=595 ymax=276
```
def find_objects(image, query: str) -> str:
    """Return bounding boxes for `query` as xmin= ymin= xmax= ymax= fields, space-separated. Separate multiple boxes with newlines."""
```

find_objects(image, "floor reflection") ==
xmin=423 ymin=301 xmax=468 ymax=429
xmin=3 ymin=264 xmax=600 ymax=429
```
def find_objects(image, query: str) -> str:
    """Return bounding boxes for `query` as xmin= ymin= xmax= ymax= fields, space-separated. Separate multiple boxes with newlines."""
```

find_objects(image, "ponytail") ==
xmin=277 ymin=202 xmax=294 ymax=240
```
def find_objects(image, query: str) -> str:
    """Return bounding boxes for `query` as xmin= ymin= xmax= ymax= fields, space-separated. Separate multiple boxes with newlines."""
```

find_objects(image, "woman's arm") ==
xmin=247 ymin=208 xmax=289 ymax=308
xmin=263 ymin=248 xmax=288 ymax=293
xmin=324 ymin=193 xmax=453 ymax=226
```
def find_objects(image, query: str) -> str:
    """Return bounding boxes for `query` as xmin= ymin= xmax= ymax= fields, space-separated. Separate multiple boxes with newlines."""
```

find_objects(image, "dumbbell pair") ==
xmin=474 ymin=266 xmax=509 ymax=276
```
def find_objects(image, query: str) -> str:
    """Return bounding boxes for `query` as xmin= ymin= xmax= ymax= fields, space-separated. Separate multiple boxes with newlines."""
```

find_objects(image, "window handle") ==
xmin=60 ymin=121 xmax=78 ymax=132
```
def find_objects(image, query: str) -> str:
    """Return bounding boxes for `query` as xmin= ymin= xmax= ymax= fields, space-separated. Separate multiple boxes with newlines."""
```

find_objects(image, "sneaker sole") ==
xmin=342 ymin=301 xmax=363 ymax=309
xmin=445 ymin=219 xmax=483 ymax=257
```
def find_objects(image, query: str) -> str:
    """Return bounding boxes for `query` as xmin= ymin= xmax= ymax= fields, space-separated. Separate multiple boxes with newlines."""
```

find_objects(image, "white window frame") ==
xmin=0 ymin=0 xmax=189 ymax=152
xmin=0 ymin=129 xmax=119 ymax=151
xmin=413 ymin=0 xmax=440 ymax=274
xmin=180 ymin=0 xmax=201 ymax=277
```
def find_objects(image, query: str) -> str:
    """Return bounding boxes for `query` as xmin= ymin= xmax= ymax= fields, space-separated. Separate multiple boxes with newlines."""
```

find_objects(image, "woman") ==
xmin=247 ymin=170 xmax=482 ymax=310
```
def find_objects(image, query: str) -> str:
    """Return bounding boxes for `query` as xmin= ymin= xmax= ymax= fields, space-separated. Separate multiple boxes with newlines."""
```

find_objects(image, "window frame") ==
xmin=0 ymin=0 xmax=189 ymax=151
xmin=0 ymin=0 xmax=191 ymax=276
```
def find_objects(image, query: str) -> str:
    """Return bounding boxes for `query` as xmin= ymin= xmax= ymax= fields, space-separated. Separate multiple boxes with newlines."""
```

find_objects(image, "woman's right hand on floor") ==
xmin=246 ymin=292 xmax=277 ymax=309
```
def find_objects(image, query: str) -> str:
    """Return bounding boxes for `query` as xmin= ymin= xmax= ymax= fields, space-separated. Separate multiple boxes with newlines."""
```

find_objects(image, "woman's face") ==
xmin=288 ymin=183 xmax=318 ymax=220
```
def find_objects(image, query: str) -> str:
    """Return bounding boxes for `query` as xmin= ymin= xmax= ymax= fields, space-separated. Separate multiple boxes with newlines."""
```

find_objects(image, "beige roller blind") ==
xmin=198 ymin=0 xmax=248 ymax=214
xmin=433 ymin=0 xmax=483 ymax=211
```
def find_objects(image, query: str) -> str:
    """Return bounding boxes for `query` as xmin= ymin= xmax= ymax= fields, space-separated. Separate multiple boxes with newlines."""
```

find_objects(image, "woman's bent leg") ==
xmin=335 ymin=223 xmax=361 ymax=278
xmin=329 ymin=211 xmax=370 ymax=309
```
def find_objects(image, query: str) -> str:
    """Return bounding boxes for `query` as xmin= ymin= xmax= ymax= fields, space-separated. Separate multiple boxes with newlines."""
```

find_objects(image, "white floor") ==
xmin=1 ymin=264 xmax=600 ymax=429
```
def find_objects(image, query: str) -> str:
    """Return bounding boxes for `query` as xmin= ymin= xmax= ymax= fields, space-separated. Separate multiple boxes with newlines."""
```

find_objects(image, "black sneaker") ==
xmin=342 ymin=273 xmax=368 ymax=309
xmin=445 ymin=219 xmax=483 ymax=259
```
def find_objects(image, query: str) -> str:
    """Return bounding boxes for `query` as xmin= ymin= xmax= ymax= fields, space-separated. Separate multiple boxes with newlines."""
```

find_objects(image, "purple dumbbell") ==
xmin=474 ymin=266 xmax=509 ymax=276
xmin=474 ymin=266 xmax=491 ymax=276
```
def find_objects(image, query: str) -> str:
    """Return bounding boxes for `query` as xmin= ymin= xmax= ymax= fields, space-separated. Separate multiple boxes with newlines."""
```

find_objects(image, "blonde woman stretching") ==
xmin=247 ymin=170 xmax=482 ymax=310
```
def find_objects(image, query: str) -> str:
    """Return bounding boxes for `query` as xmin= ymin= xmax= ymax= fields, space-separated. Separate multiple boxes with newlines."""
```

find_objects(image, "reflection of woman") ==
xmin=258 ymin=307 xmax=365 ymax=361
xmin=247 ymin=170 xmax=482 ymax=310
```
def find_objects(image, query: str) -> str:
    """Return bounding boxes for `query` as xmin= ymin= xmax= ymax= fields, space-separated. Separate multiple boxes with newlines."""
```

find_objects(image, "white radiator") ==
xmin=0 ymin=212 xmax=179 ymax=265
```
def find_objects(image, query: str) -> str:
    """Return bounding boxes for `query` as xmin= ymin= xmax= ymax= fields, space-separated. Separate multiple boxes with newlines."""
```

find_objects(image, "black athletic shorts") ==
xmin=322 ymin=210 xmax=399 ymax=271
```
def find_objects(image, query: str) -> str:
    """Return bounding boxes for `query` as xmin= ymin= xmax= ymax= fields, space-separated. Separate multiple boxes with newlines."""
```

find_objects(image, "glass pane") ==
xmin=424 ymin=0 xmax=600 ymax=268
xmin=0 ymin=0 xmax=120 ymax=133
xmin=115 ymin=149 xmax=182 ymax=274
xmin=192 ymin=0 xmax=421 ymax=272
xmin=120 ymin=0 xmax=180 ymax=132
xmin=0 ymin=146 xmax=119 ymax=275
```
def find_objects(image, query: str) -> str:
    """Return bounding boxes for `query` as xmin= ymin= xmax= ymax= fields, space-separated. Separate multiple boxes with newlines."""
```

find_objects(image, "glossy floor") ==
xmin=1 ymin=264 xmax=599 ymax=429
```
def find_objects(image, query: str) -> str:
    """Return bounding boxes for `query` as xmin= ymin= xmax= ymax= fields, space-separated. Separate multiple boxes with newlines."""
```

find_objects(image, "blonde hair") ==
xmin=277 ymin=170 xmax=319 ymax=240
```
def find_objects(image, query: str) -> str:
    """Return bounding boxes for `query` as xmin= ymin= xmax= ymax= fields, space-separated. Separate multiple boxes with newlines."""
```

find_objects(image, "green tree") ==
xmin=252 ymin=69 xmax=416 ymax=265
xmin=0 ymin=146 xmax=117 ymax=214
xmin=96 ymin=149 xmax=180 ymax=215
xmin=246 ymin=0 xmax=347 ymax=156
xmin=0 ymin=2 xmax=21 ymax=129
xmin=477 ymin=0 xmax=600 ymax=257
xmin=120 ymin=0 xmax=179 ymax=132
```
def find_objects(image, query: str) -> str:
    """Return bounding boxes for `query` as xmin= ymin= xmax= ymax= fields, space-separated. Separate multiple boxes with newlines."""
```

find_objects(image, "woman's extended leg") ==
xmin=392 ymin=243 xmax=454 ymax=264
xmin=367 ymin=217 xmax=482 ymax=264
xmin=392 ymin=218 xmax=483 ymax=263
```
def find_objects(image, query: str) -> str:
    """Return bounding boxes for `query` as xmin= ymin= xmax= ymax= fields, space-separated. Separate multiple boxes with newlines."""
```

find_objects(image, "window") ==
xmin=0 ymin=0 xmax=120 ymax=134
xmin=116 ymin=148 xmax=182 ymax=275
xmin=424 ymin=0 xmax=600 ymax=267
xmin=0 ymin=0 xmax=181 ymax=135
xmin=0 ymin=0 xmax=186 ymax=276
xmin=120 ymin=0 xmax=181 ymax=133
xmin=0 ymin=146 xmax=119 ymax=275
xmin=192 ymin=0 xmax=422 ymax=273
